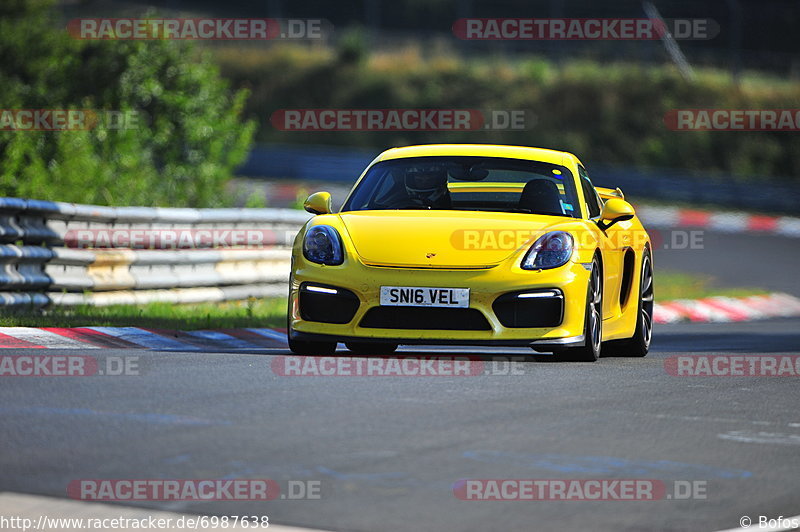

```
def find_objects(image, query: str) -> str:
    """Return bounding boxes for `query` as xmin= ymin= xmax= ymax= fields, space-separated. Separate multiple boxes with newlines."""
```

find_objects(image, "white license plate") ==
xmin=379 ymin=286 xmax=470 ymax=308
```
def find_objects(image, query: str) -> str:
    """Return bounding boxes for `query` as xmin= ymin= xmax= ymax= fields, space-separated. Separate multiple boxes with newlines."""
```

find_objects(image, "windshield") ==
xmin=342 ymin=156 xmax=580 ymax=218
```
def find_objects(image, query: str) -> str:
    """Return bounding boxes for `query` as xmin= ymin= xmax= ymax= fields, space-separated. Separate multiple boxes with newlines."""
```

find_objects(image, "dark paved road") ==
xmin=1 ymin=318 xmax=799 ymax=532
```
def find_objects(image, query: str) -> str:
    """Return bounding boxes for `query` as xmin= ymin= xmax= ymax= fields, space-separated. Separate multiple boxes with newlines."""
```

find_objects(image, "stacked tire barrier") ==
xmin=0 ymin=197 xmax=310 ymax=308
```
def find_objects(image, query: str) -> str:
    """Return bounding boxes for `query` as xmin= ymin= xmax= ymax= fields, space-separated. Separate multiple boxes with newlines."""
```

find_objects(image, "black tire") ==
xmin=560 ymin=256 xmax=602 ymax=362
xmin=345 ymin=342 xmax=398 ymax=355
xmin=603 ymin=250 xmax=653 ymax=358
xmin=288 ymin=337 xmax=337 ymax=356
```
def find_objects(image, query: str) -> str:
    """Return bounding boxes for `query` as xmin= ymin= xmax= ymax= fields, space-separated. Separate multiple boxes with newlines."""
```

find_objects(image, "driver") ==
xmin=404 ymin=166 xmax=451 ymax=208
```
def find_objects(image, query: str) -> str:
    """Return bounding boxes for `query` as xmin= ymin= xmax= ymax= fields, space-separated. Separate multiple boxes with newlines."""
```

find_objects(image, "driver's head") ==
xmin=404 ymin=166 xmax=448 ymax=206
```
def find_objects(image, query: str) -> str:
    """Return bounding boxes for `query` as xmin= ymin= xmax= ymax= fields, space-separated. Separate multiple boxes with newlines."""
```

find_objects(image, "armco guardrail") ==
xmin=0 ymin=197 xmax=310 ymax=308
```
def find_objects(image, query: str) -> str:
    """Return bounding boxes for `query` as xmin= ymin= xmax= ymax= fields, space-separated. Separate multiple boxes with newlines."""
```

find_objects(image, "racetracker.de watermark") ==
xmin=449 ymin=229 xmax=702 ymax=252
xmin=68 ymin=18 xmax=327 ymax=40
xmin=665 ymin=109 xmax=800 ymax=131
xmin=665 ymin=355 xmax=800 ymax=377
xmin=0 ymin=110 xmax=139 ymax=131
xmin=270 ymin=109 xmax=532 ymax=131
xmin=67 ymin=479 xmax=322 ymax=501
xmin=452 ymin=18 xmax=718 ymax=40
xmin=453 ymin=479 xmax=707 ymax=500
xmin=0 ymin=355 xmax=139 ymax=377
xmin=271 ymin=355 xmax=528 ymax=377
xmin=64 ymin=228 xmax=295 ymax=249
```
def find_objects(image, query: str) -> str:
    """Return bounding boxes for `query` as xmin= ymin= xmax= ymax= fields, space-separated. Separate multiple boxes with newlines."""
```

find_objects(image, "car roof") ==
xmin=375 ymin=144 xmax=583 ymax=169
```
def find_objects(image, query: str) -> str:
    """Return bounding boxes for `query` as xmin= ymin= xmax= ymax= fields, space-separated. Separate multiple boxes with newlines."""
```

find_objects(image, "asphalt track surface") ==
xmin=1 ymin=229 xmax=799 ymax=532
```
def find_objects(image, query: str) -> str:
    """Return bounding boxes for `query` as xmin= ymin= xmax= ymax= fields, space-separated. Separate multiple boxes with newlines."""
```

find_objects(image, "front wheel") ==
xmin=560 ymin=257 xmax=602 ymax=362
xmin=603 ymin=250 xmax=653 ymax=357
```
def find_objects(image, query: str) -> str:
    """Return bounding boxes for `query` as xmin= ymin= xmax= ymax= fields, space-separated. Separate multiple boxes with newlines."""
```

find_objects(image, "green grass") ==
xmin=0 ymin=271 xmax=770 ymax=329
xmin=0 ymin=298 xmax=287 ymax=330
xmin=656 ymin=271 xmax=767 ymax=301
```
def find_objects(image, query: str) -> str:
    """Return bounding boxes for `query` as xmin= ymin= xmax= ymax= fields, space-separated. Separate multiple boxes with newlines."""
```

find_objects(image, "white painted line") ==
xmin=652 ymin=291 xmax=800 ymax=325
xmin=2 ymin=288 xmax=799 ymax=352
xmin=770 ymin=294 xmax=800 ymax=314
xmin=710 ymin=297 xmax=767 ymax=320
xmin=672 ymin=299 xmax=732 ymax=322
xmin=247 ymin=328 xmax=289 ymax=342
xmin=718 ymin=430 xmax=800 ymax=446
xmin=0 ymin=492 xmax=331 ymax=532
xmin=635 ymin=205 xmax=800 ymax=239
xmin=637 ymin=206 xmax=680 ymax=227
xmin=699 ymin=298 xmax=751 ymax=321
xmin=0 ymin=327 xmax=99 ymax=349
xmin=87 ymin=327 xmax=200 ymax=351
xmin=776 ymin=217 xmax=800 ymax=238
xmin=715 ymin=513 xmax=800 ymax=532
xmin=183 ymin=330 xmax=261 ymax=349
xmin=653 ymin=303 xmax=684 ymax=324
xmin=743 ymin=294 xmax=791 ymax=318
xmin=708 ymin=212 xmax=747 ymax=233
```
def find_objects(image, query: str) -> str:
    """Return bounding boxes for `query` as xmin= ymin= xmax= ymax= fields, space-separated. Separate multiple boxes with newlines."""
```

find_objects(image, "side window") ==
xmin=578 ymin=166 xmax=602 ymax=218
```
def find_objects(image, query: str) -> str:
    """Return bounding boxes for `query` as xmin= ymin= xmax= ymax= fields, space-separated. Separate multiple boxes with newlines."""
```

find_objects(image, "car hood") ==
xmin=338 ymin=210 xmax=571 ymax=268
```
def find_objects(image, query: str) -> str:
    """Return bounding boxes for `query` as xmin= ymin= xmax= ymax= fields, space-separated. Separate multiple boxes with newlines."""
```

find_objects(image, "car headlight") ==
xmin=521 ymin=231 xmax=574 ymax=270
xmin=303 ymin=225 xmax=344 ymax=265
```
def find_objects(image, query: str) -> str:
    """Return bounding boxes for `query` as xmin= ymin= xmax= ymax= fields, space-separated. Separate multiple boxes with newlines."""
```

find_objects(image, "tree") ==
xmin=0 ymin=1 xmax=255 ymax=207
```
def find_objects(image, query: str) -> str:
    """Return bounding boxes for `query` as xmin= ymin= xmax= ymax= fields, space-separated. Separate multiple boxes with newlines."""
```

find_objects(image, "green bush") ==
xmin=218 ymin=40 xmax=800 ymax=182
xmin=0 ymin=1 xmax=255 ymax=206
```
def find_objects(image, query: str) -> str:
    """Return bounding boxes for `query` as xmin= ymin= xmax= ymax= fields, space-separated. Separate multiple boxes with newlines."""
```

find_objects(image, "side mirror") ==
xmin=304 ymin=192 xmax=332 ymax=215
xmin=598 ymin=198 xmax=635 ymax=230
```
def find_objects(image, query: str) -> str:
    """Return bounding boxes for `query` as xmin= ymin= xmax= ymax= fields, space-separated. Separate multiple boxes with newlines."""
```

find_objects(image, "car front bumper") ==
xmin=289 ymin=255 xmax=592 ymax=348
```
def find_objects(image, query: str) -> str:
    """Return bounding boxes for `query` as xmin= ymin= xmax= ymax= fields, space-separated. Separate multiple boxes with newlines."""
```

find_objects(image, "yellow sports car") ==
xmin=288 ymin=144 xmax=653 ymax=361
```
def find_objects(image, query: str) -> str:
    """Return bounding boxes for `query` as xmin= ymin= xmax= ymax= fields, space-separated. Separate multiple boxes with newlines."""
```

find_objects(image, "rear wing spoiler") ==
xmin=594 ymin=187 xmax=625 ymax=201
